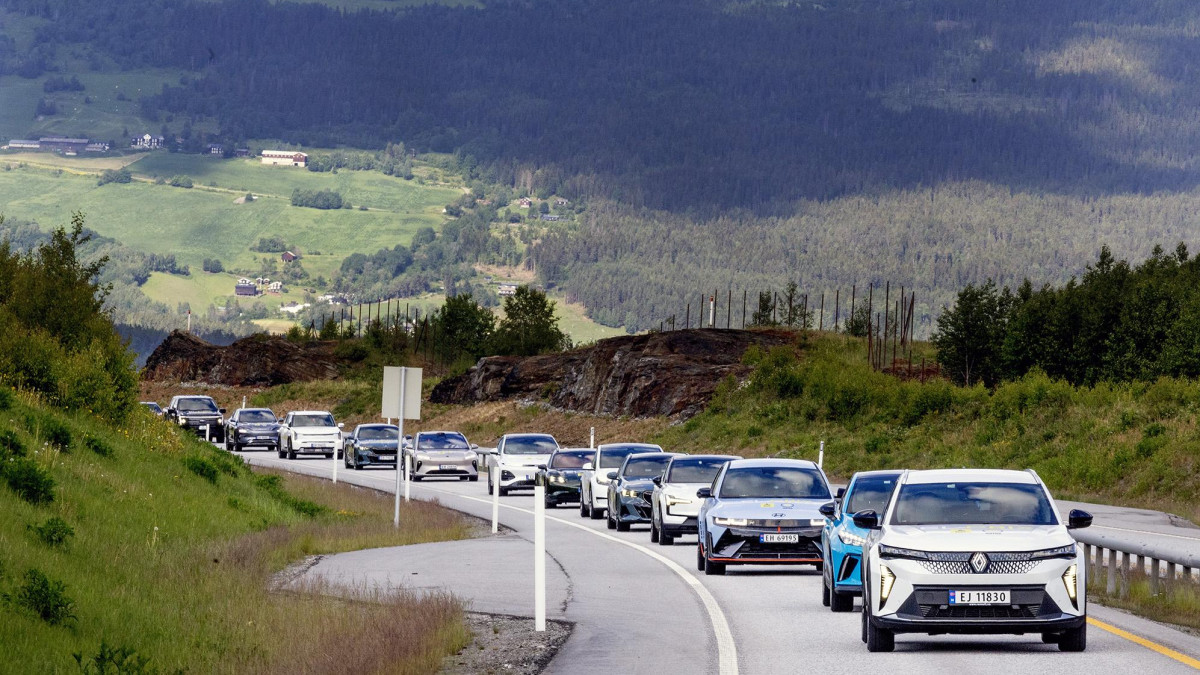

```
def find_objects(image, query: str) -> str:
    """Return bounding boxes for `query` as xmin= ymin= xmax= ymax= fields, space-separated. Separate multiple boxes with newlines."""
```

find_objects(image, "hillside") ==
xmin=0 ymin=387 xmax=474 ymax=673
xmin=8 ymin=0 xmax=1200 ymax=334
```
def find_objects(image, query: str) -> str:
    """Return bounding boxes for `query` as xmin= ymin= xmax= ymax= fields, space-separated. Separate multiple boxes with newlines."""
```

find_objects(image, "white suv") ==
xmin=856 ymin=468 xmax=1092 ymax=652
xmin=278 ymin=411 xmax=344 ymax=460
xmin=488 ymin=433 xmax=560 ymax=496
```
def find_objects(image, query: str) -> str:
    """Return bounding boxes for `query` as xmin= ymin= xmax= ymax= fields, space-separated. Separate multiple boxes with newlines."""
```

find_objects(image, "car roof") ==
xmin=140 ymin=401 xmax=159 ymax=405
xmin=625 ymin=452 xmax=681 ymax=461
xmin=502 ymin=432 xmax=557 ymax=439
xmin=597 ymin=442 xmax=661 ymax=451
xmin=356 ymin=423 xmax=397 ymax=429
xmin=554 ymin=448 xmax=594 ymax=455
xmin=418 ymin=430 xmax=465 ymax=435
xmin=669 ymin=454 xmax=740 ymax=463
xmin=726 ymin=458 xmax=820 ymax=470
xmin=289 ymin=410 xmax=335 ymax=416
xmin=173 ymin=395 xmax=215 ymax=400
xmin=236 ymin=407 xmax=274 ymax=413
xmin=850 ymin=469 xmax=903 ymax=480
xmin=902 ymin=468 xmax=1037 ymax=485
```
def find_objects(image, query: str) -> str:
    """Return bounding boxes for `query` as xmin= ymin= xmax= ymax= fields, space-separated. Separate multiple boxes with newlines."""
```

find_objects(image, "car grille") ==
xmin=917 ymin=604 xmax=1041 ymax=619
xmin=919 ymin=560 xmax=1039 ymax=575
xmin=739 ymin=519 xmax=810 ymax=528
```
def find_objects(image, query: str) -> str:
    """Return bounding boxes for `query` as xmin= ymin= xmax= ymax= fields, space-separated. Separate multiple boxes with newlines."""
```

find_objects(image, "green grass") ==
xmin=0 ymin=388 xmax=473 ymax=673
xmin=653 ymin=332 xmax=1200 ymax=522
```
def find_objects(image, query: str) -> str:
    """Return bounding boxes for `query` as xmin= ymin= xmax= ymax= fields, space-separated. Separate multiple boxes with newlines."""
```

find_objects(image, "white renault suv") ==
xmin=579 ymin=443 xmax=662 ymax=520
xmin=857 ymin=468 xmax=1092 ymax=653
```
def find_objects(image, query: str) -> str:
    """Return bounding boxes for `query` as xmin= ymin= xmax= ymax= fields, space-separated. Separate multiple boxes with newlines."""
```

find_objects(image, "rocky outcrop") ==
xmin=430 ymin=329 xmax=791 ymax=419
xmin=142 ymin=331 xmax=340 ymax=386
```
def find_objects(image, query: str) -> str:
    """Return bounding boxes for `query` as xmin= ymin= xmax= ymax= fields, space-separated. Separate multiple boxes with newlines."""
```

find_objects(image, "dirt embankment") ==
xmin=142 ymin=330 xmax=340 ymax=386
xmin=431 ymin=329 xmax=791 ymax=420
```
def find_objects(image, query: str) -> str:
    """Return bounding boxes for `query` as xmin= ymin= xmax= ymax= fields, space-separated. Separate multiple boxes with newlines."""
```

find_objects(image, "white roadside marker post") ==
xmin=818 ymin=440 xmax=825 ymax=468
xmin=393 ymin=418 xmax=402 ymax=528
xmin=399 ymin=367 xmax=409 ymax=504
xmin=534 ymin=482 xmax=546 ymax=632
xmin=491 ymin=464 xmax=500 ymax=534
xmin=589 ymin=426 xmax=595 ymax=449
xmin=203 ymin=424 xmax=210 ymax=444
xmin=332 ymin=431 xmax=338 ymax=484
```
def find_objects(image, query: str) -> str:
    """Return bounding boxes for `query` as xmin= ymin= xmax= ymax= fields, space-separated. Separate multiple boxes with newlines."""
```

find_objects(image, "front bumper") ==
xmin=497 ymin=466 xmax=539 ymax=488
xmin=831 ymin=548 xmax=863 ymax=594
xmin=874 ymin=585 xmax=1085 ymax=634
xmin=355 ymin=447 xmax=398 ymax=466
xmin=708 ymin=526 xmax=823 ymax=564
xmin=292 ymin=438 xmax=340 ymax=453
xmin=614 ymin=490 xmax=655 ymax=524
xmin=180 ymin=418 xmax=223 ymax=437
xmin=233 ymin=430 xmax=278 ymax=447
xmin=414 ymin=458 xmax=478 ymax=478
xmin=662 ymin=500 xmax=702 ymax=533
xmin=544 ymin=480 xmax=582 ymax=503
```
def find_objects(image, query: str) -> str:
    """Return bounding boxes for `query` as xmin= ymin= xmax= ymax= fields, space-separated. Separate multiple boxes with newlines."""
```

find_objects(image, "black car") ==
xmin=606 ymin=452 xmax=681 ymax=532
xmin=140 ymin=402 xmax=163 ymax=417
xmin=345 ymin=424 xmax=400 ymax=470
xmin=535 ymin=449 xmax=595 ymax=508
xmin=224 ymin=408 xmax=280 ymax=452
xmin=165 ymin=395 xmax=226 ymax=442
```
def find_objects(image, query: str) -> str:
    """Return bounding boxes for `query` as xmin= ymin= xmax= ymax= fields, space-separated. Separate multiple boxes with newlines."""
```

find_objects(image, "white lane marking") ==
xmin=249 ymin=456 xmax=739 ymax=675
xmin=1092 ymin=524 xmax=1200 ymax=542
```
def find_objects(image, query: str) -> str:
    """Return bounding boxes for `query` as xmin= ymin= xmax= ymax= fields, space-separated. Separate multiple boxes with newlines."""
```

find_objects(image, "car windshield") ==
xmin=719 ymin=467 xmax=831 ymax=499
xmin=177 ymin=398 xmax=218 ymax=412
xmin=667 ymin=458 xmax=730 ymax=483
xmin=240 ymin=410 xmax=276 ymax=423
xmin=293 ymin=414 xmax=335 ymax=427
xmin=844 ymin=474 xmax=900 ymax=514
xmin=504 ymin=436 xmax=558 ymax=455
xmin=551 ymin=452 xmax=592 ymax=469
xmin=622 ymin=456 xmax=671 ymax=479
xmin=418 ymin=432 xmax=469 ymax=450
xmin=358 ymin=427 xmax=398 ymax=440
xmin=890 ymin=482 xmax=1058 ymax=526
xmin=141 ymin=402 xmax=161 ymax=412
xmin=599 ymin=445 xmax=658 ymax=468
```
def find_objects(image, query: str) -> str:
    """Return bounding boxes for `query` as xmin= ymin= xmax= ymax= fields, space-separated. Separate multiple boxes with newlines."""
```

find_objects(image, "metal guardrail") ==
xmin=1072 ymin=528 xmax=1200 ymax=597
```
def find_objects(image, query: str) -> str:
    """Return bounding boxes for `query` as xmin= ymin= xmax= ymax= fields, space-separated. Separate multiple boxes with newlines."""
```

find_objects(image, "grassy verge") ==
xmin=1089 ymin=573 xmax=1200 ymax=633
xmin=0 ymin=387 xmax=473 ymax=673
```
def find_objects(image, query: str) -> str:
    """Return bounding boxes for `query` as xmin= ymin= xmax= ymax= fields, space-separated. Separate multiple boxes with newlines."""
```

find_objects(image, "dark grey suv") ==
xmin=165 ymin=395 xmax=226 ymax=443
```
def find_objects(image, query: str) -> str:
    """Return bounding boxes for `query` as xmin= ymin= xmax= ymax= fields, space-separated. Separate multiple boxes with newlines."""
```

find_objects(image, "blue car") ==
xmin=696 ymin=458 xmax=833 ymax=576
xmin=818 ymin=469 xmax=901 ymax=611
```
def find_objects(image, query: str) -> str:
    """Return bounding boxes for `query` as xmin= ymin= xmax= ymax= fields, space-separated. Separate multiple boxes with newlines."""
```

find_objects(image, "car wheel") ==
xmin=278 ymin=446 xmax=286 ymax=459
xmin=488 ymin=480 xmax=494 ymax=495
xmin=353 ymin=458 xmax=362 ymax=471
xmin=822 ymin=576 xmax=832 ymax=607
xmin=498 ymin=486 xmax=508 ymax=496
xmin=659 ymin=528 xmax=674 ymax=546
xmin=704 ymin=554 xmax=726 ymax=576
xmin=412 ymin=475 xmax=424 ymax=482
xmin=589 ymin=502 xmax=604 ymax=520
xmin=1058 ymin=623 xmax=1086 ymax=652
xmin=865 ymin=616 xmax=894 ymax=652
xmin=324 ymin=453 xmax=333 ymax=459
xmin=860 ymin=602 xmax=869 ymax=644
xmin=696 ymin=543 xmax=706 ymax=571
xmin=1041 ymin=633 xmax=1059 ymax=644
xmin=224 ymin=435 xmax=232 ymax=452
xmin=468 ymin=475 xmax=479 ymax=482
xmin=287 ymin=441 xmax=296 ymax=460
xmin=616 ymin=519 xmax=630 ymax=532
xmin=606 ymin=511 xmax=616 ymax=529
xmin=650 ymin=519 xmax=660 ymax=543
xmin=461 ymin=476 xmax=470 ymax=481
xmin=831 ymin=589 xmax=854 ymax=613
xmin=233 ymin=442 xmax=243 ymax=453
xmin=580 ymin=500 xmax=590 ymax=518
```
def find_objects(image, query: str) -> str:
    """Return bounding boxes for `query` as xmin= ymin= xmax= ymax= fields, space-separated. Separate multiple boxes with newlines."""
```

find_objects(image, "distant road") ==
xmin=234 ymin=448 xmax=1200 ymax=674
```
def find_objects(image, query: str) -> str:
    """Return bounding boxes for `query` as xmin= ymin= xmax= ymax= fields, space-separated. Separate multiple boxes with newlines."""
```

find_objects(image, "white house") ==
xmin=261 ymin=150 xmax=307 ymax=167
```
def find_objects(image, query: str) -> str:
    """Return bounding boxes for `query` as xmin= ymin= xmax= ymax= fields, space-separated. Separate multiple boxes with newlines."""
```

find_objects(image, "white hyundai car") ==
xmin=650 ymin=454 xmax=740 ymax=545
xmin=579 ymin=443 xmax=662 ymax=520
xmin=857 ymin=468 xmax=1092 ymax=653
xmin=277 ymin=410 xmax=344 ymax=460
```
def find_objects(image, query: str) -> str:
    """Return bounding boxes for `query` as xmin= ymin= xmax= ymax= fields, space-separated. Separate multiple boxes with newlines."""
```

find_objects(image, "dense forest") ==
xmin=6 ymin=0 xmax=1200 ymax=333
xmin=935 ymin=244 xmax=1200 ymax=387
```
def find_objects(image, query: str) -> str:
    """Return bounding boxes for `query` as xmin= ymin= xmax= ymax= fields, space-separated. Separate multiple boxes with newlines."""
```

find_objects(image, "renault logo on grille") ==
xmin=970 ymin=552 xmax=990 ymax=573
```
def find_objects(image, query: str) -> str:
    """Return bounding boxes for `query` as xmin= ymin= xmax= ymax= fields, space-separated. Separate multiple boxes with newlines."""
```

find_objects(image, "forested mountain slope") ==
xmin=5 ymin=0 xmax=1200 ymax=331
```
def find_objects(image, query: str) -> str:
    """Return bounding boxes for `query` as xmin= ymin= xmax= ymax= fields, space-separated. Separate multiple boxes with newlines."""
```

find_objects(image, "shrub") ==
xmin=182 ymin=455 xmax=219 ymax=484
xmin=0 ymin=387 xmax=12 ymax=410
xmin=0 ymin=429 xmax=25 ymax=457
xmin=2 ymin=458 xmax=56 ymax=505
xmin=7 ymin=568 xmax=75 ymax=625
xmin=29 ymin=516 xmax=74 ymax=547
xmin=84 ymin=435 xmax=114 ymax=458
xmin=42 ymin=416 xmax=72 ymax=452
xmin=256 ymin=474 xmax=326 ymax=518
xmin=75 ymin=641 xmax=157 ymax=675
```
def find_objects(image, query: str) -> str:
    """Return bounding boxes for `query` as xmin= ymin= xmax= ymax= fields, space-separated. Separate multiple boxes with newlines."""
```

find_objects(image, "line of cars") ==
xmin=149 ymin=400 xmax=1096 ymax=653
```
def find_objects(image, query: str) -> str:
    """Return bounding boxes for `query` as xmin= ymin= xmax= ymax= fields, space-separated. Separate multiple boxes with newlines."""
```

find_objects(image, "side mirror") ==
xmin=852 ymin=510 xmax=881 ymax=530
xmin=651 ymin=476 xmax=662 ymax=486
xmin=582 ymin=462 xmax=594 ymax=471
xmin=835 ymin=486 xmax=846 ymax=500
xmin=819 ymin=502 xmax=837 ymax=519
xmin=1067 ymin=509 xmax=1093 ymax=530
xmin=537 ymin=464 xmax=547 ymax=470
xmin=606 ymin=471 xmax=618 ymax=481
xmin=219 ymin=408 xmax=227 ymax=414
xmin=337 ymin=422 xmax=345 ymax=428
xmin=696 ymin=487 xmax=713 ymax=499
xmin=470 ymin=443 xmax=479 ymax=450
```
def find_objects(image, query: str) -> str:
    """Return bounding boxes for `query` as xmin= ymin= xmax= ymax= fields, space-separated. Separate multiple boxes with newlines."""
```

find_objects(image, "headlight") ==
xmin=713 ymin=517 xmax=749 ymax=527
xmin=1062 ymin=564 xmax=1078 ymax=604
xmin=666 ymin=496 xmax=693 ymax=506
xmin=178 ymin=418 xmax=187 ymax=426
xmin=1030 ymin=544 xmax=1077 ymax=560
xmin=621 ymin=488 xmax=639 ymax=498
xmin=465 ymin=450 xmax=477 ymax=460
xmin=879 ymin=565 xmax=896 ymax=603
xmin=551 ymin=475 xmax=566 ymax=484
xmin=808 ymin=518 xmax=825 ymax=527
xmin=838 ymin=528 xmax=867 ymax=547
xmin=878 ymin=544 xmax=930 ymax=560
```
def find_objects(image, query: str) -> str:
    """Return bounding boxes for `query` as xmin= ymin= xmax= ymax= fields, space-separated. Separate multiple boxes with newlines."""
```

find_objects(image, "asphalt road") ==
xmin=235 ymin=449 xmax=1200 ymax=674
